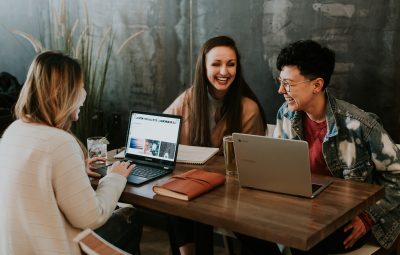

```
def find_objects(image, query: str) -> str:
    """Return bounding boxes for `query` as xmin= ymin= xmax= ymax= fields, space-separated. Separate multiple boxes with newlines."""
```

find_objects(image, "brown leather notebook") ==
xmin=152 ymin=169 xmax=226 ymax=201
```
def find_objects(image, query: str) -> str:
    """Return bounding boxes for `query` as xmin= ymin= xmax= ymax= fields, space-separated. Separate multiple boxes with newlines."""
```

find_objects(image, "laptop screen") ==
xmin=125 ymin=111 xmax=181 ymax=166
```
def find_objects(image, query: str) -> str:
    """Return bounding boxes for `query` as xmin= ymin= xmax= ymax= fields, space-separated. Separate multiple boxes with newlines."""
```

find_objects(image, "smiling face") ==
xmin=205 ymin=46 xmax=237 ymax=99
xmin=278 ymin=65 xmax=316 ymax=112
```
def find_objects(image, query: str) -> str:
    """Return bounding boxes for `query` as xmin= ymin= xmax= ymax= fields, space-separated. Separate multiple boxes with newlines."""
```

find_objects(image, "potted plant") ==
xmin=12 ymin=0 xmax=142 ymax=142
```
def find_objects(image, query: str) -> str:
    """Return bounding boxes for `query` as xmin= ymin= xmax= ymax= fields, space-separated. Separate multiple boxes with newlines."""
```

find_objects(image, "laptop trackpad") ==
xmin=127 ymin=175 xmax=147 ymax=184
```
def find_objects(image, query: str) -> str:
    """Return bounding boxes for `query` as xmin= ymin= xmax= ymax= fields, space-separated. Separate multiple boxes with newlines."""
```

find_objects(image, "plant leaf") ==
xmin=12 ymin=30 xmax=44 ymax=53
xmin=117 ymin=30 xmax=144 ymax=55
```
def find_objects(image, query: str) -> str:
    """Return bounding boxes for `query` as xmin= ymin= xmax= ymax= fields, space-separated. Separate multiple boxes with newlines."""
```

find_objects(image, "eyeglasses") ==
xmin=275 ymin=77 xmax=312 ymax=92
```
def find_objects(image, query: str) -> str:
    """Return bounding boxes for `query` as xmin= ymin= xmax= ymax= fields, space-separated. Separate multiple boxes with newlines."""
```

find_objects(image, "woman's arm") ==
xmin=52 ymin=136 xmax=128 ymax=230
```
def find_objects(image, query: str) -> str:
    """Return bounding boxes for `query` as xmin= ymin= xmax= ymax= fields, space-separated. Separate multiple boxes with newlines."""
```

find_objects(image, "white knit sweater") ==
xmin=0 ymin=120 xmax=127 ymax=255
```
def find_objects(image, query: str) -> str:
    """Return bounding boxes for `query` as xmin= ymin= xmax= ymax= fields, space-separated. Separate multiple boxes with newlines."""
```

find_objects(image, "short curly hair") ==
xmin=276 ymin=40 xmax=335 ymax=89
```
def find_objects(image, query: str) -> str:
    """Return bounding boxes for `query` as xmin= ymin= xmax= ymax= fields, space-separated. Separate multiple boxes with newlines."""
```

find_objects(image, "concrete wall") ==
xmin=1 ymin=0 xmax=400 ymax=144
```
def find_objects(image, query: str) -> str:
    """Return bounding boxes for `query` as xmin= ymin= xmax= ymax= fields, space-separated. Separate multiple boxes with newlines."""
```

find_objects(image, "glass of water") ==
xmin=87 ymin=137 xmax=108 ymax=163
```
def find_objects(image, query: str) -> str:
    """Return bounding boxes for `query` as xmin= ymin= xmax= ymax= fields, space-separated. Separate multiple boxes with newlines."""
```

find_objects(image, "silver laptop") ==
xmin=96 ymin=111 xmax=181 ymax=185
xmin=232 ymin=133 xmax=332 ymax=198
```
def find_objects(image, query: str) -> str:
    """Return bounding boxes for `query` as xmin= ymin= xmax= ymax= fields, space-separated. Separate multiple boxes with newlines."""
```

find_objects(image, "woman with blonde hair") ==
xmin=0 ymin=51 xmax=140 ymax=254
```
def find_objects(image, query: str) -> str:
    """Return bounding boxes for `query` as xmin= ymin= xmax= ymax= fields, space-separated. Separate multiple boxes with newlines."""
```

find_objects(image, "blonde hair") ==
xmin=15 ymin=51 xmax=84 ymax=131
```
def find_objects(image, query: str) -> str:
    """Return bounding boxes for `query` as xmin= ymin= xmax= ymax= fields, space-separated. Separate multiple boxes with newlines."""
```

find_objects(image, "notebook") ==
xmin=74 ymin=229 xmax=129 ymax=255
xmin=176 ymin=145 xmax=219 ymax=164
xmin=114 ymin=145 xmax=219 ymax=165
xmin=114 ymin=144 xmax=219 ymax=165
xmin=96 ymin=111 xmax=181 ymax=185
xmin=232 ymin=133 xmax=332 ymax=198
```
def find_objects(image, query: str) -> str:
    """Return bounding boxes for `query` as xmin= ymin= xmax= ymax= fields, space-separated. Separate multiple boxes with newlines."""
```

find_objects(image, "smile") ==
xmin=215 ymin=77 xmax=230 ymax=84
xmin=284 ymin=96 xmax=294 ymax=102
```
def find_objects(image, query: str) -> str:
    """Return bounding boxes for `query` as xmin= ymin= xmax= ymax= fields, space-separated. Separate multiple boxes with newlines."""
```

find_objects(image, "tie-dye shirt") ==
xmin=274 ymin=91 xmax=400 ymax=249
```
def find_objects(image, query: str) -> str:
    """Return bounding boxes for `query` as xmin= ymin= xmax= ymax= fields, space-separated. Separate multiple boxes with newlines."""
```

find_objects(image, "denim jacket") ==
xmin=274 ymin=91 xmax=400 ymax=249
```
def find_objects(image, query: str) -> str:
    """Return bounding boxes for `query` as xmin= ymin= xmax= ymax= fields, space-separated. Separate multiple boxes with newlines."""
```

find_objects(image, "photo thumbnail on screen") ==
xmin=159 ymin=141 xmax=177 ymax=160
xmin=144 ymin=139 xmax=161 ymax=157
xmin=129 ymin=138 xmax=145 ymax=154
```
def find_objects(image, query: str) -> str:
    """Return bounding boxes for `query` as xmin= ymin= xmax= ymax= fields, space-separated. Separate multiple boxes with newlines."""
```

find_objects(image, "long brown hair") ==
xmin=189 ymin=36 xmax=266 ymax=146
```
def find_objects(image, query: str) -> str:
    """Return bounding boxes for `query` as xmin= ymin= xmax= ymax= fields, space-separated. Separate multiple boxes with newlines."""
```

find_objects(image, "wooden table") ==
xmin=92 ymin=150 xmax=384 ymax=251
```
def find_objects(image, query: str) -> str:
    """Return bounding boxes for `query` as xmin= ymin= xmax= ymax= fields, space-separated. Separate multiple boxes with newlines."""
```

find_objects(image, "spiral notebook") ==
xmin=115 ymin=144 xmax=219 ymax=165
xmin=176 ymin=145 xmax=219 ymax=164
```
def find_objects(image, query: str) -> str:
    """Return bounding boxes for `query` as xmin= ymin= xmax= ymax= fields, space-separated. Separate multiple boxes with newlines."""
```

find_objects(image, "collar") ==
xmin=283 ymin=90 xmax=338 ymax=138
xmin=207 ymin=87 xmax=223 ymax=106
xmin=324 ymin=90 xmax=338 ymax=138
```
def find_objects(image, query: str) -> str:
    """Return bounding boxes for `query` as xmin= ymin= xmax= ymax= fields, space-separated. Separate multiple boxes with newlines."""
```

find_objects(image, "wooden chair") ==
xmin=266 ymin=123 xmax=276 ymax=137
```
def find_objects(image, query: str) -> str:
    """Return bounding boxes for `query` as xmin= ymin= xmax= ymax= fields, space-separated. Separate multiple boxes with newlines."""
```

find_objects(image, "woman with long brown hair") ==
xmin=0 ymin=51 xmax=140 ymax=254
xmin=165 ymin=35 xmax=266 ymax=148
xmin=164 ymin=36 xmax=267 ymax=255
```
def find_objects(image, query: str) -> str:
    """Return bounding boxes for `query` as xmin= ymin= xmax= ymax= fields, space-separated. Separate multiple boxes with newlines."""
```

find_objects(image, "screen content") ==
xmin=125 ymin=113 xmax=180 ymax=161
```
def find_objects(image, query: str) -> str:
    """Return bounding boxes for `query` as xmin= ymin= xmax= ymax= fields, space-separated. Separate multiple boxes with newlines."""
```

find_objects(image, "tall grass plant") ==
xmin=12 ymin=0 xmax=142 ymax=141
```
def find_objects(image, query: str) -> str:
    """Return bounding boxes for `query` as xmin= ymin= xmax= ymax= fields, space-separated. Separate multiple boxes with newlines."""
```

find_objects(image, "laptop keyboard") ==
xmin=130 ymin=165 xmax=169 ymax=178
xmin=312 ymin=183 xmax=323 ymax=193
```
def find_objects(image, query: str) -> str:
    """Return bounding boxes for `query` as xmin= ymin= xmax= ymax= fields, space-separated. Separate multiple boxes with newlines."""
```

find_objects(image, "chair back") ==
xmin=266 ymin=124 xmax=276 ymax=137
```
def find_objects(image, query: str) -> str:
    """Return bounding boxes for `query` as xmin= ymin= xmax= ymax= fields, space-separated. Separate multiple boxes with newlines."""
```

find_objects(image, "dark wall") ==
xmin=190 ymin=0 xmax=400 ymax=142
xmin=1 ymin=0 xmax=400 ymax=144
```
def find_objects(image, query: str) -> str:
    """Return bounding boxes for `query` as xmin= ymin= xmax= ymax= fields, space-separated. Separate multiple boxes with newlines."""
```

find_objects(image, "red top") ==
xmin=303 ymin=115 xmax=374 ymax=229
xmin=303 ymin=114 xmax=331 ymax=176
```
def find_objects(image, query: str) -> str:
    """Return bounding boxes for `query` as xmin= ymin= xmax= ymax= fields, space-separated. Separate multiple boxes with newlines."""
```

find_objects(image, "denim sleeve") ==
xmin=367 ymin=123 xmax=400 ymax=248
xmin=273 ymin=104 xmax=286 ymax=139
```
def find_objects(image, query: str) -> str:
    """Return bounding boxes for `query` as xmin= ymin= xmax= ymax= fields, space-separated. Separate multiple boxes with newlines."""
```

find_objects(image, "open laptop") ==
xmin=96 ymin=111 xmax=181 ymax=185
xmin=232 ymin=133 xmax=332 ymax=198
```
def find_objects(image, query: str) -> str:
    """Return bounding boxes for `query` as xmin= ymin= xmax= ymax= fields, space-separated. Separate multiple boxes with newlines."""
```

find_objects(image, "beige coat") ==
xmin=164 ymin=87 xmax=265 ymax=148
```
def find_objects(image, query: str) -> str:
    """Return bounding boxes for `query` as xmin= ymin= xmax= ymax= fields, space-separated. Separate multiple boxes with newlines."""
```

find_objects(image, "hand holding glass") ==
xmin=87 ymin=137 xmax=108 ymax=164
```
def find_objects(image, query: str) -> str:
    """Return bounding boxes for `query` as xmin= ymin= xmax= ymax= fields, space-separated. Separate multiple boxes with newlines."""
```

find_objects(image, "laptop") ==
xmin=232 ymin=133 xmax=332 ymax=198
xmin=96 ymin=111 xmax=182 ymax=185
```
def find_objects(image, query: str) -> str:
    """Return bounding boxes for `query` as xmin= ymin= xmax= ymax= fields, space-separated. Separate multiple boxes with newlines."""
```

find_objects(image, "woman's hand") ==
xmin=107 ymin=161 xmax=135 ymax=178
xmin=86 ymin=156 xmax=106 ymax=177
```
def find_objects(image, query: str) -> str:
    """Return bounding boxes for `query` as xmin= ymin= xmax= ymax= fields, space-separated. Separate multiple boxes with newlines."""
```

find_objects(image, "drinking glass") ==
xmin=87 ymin=137 xmax=108 ymax=163
xmin=223 ymin=135 xmax=237 ymax=176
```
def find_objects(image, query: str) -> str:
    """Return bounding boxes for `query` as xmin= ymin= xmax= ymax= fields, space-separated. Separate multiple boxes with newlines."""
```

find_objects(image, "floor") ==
xmin=140 ymin=225 xmax=230 ymax=255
